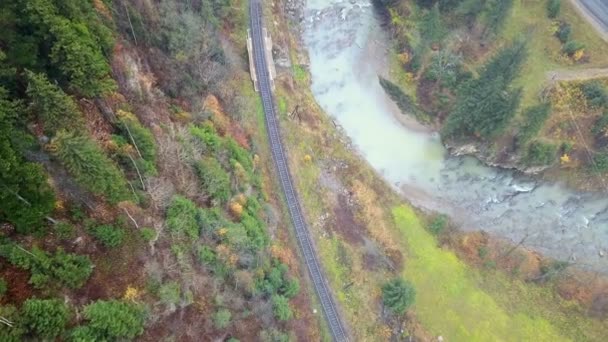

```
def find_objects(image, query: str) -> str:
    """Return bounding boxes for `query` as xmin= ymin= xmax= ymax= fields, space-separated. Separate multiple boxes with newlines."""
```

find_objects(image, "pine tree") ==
xmin=442 ymin=39 xmax=527 ymax=139
xmin=25 ymin=70 xmax=82 ymax=133
xmin=0 ymin=87 xmax=55 ymax=234
xmin=382 ymin=277 xmax=416 ymax=315
xmin=52 ymin=130 xmax=129 ymax=203
xmin=482 ymin=0 xmax=514 ymax=38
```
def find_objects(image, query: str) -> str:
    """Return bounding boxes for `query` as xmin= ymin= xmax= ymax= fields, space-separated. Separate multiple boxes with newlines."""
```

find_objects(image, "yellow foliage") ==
xmin=397 ymin=52 xmax=410 ymax=65
xmin=54 ymin=200 xmax=65 ymax=211
xmin=351 ymin=180 xmax=396 ymax=250
xmin=233 ymin=162 xmax=247 ymax=182
xmin=270 ymin=244 xmax=295 ymax=268
xmin=234 ymin=193 xmax=247 ymax=205
xmin=573 ymin=49 xmax=585 ymax=62
xmin=123 ymin=286 xmax=141 ymax=302
xmin=549 ymin=21 xmax=560 ymax=35
xmin=560 ymin=153 xmax=571 ymax=165
xmin=379 ymin=325 xmax=392 ymax=339
xmin=303 ymin=154 xmax=312 ymax=163
xmin=218 ymin=227 xmax=228 ymax=236
xmin=229 ymin=201 xmax=244 ymax=218
xmin=173 ymin=110 xmax=192 ymax=122
xmin=253 ymin=154 xmax=260 ymax=169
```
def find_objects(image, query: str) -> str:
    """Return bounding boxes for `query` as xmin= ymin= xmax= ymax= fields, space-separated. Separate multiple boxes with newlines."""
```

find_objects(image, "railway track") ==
xmin=248 ymin=2 xmax=349 ymax=341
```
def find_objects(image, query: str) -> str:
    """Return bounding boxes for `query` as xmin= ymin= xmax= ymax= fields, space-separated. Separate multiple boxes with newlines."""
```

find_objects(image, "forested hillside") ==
xmin=0 ymin=0 xmax=318 ymax=340
xmin=376 ymin=0 xmax=608 ymax=188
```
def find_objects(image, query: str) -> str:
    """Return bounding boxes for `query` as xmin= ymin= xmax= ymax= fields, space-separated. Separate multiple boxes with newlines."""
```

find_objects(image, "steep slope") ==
xmin=0 ymin=0 xmax=321 ymax=340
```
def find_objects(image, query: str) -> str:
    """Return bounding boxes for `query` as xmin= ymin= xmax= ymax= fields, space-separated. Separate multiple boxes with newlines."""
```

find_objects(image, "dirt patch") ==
xmin=332 ymin=194 xmax=365 ymax=245
xmin=0 ymin=264 xmax=33 ymax=305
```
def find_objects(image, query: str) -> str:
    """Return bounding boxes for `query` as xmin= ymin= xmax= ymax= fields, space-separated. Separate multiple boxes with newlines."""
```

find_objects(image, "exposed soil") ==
xmin=0 ymin=264 xmax=33 ymax=305
xmin=332 ymin=194 xmax=365 ymax=245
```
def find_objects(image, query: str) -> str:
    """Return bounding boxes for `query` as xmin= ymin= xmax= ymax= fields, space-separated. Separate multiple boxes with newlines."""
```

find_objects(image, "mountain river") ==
xmin=302 ymin=0 xmax=608 ymax=273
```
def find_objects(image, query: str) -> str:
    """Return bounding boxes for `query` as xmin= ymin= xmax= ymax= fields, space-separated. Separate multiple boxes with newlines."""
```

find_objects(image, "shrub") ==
xmin=525 ymin=141 xmax=557 ymax=166
xmin=166 ymin=196 xmax=199 ymax=239
xmin=563 ymin=40 xmax=585 ymax=56
xmin=4 ymin=245 xmax=93 ymax=289
xmin=116 ymin=110 xmax=157 ymax=164
xmin=382 ymin=277 xmax=416 ymax=315
xmin=556 ymin=22 xmax=571 ymax=43
xmin=592 ymin=151 xmax=608 ymax=172
xmin=140 ymin=227 xmax=156 ymax=242
xmin=195 ymin=157 xmax=231 ymax=203
xmin=581 ymin=81 xmax=608 ymax=108
xmin=256 ymin=262 xmax=299 ymax=298
xmin=424 ymin=50 xmax=465 ymax=89
xmin=21 ymin=298 xmax=70 ymax=339
xmin=55 ymin=221 xmax=75 ymax=240
xmin=81 ymin=300 xmax=145 ymax=340
xmin=190 ymin=123 xmax=222 ymax=153
xmin=51 ymin=130 xmax=130 ymax=203
xmin=159 ymin=281 xmax=181 ymax=306
xmin=213 ymin=308 xmax=232 ymax=329
xmin=429 ymin=214 xmax=448 ymax=234
xmin=547 ymin=0 xmax=561 ymax=19
xmin=0 ymin=277 xmax=6 ymax=297
xmin=90 ymin=224 xmax=125 ymax=248
xmin=592 ymin=111 xmax=608 ymax=147
xmin=271 ymin=295 xmax=293 ymax=321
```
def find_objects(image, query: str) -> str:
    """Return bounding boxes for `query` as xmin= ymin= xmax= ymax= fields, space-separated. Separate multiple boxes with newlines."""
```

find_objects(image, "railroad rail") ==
xmin=248 ymin=2 xmax=349 ymax=341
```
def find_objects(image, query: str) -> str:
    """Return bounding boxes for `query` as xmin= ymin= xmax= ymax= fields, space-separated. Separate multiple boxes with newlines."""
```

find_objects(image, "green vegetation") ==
xmin=76 ymin=300 xmax=145 ymax=340
xmin=381 ymin=277 xmax=416 ymax=315
xmin=379 ymin=77 xmax=425 ymax=121
xmin=271 ymin=294 xmax=293 ymax=321
xmin=0 ymin=277 xmax=6 ymax=297
xmin=52 ymin=130 xmax=130 ymax=203
xmin=428 ymin=214 xmax=448 ymax=234
xmin=213 ymin=308 xmax=232 ymax=329
xmin=394 ymin=206 xmax=566 ymax=340
xmin=166 ymin=196 xmax=199 ymax=239
xmin=581 ymin=81 xmax=608 ymax=108
xmin=1 ymin=243 xmax=92 ymax=289
xmin=547 ymin=0 xmax=561 ymax=19
xmin=21 ymin=298 xmax=70 ymax=339
xmin=90 ymin=224 xmax=126 ymax=248
xmin=443 ymin=38 xmax=527 ymax=139
xmin=0 ymin=88 xmax=55 ymax=234
xmin=525 ymin=140 xmax=558 ymax=166
xmin=195 ymin=157 xmax=231 ymax=203
xmin=516 ymin=103 xmax=552 ymax=146
xmin=591 ymin=151 xmax=608 ymax=172
xmin=25 ymin=70 xmax=82 ymax=133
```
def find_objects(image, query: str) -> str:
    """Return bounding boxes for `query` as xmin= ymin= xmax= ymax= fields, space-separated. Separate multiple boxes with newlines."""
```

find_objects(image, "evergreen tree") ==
xmin=382 ymin=277 xmax=416 ymax=315
xmin=25 ymin=70 xmax=82 ymax=133
xmin=482 ymin=0 xmax=514 ymax=37
xmin=443 ymin=39 xmax=527 ymax=139
xmin=21 ymin=298 xmax=70 ymax=339
xmin=0 ymin=88 xmax=55 ymax=234
xmin=51 ymin=130 xmax=129 ymax=203
xmin=420 ymin=4 xmax=447 ymax=44
xmin=79 ymin=300 xmax=145 ymax=340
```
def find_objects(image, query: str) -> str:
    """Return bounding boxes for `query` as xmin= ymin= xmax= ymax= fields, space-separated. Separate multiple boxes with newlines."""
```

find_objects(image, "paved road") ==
xmin=572 ymin=0 xmax=608 ymax=40
xmin=248 ymin=1 xmax=349 ymax=341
